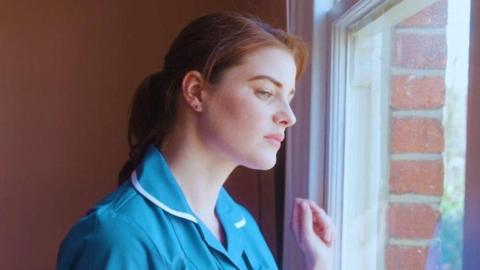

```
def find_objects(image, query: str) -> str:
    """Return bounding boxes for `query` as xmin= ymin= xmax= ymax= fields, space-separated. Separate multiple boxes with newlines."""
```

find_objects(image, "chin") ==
xmin=243 ymin=154 xmax=277 ymax=170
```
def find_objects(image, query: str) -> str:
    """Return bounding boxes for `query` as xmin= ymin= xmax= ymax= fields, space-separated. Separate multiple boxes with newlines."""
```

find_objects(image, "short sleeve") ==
xmin=57 ymin=210 xmax=167 ymax=270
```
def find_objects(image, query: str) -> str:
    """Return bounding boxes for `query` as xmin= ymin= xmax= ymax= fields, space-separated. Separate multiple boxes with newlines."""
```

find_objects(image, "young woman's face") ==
xmin=199 ymin=47 xmax=297 ymax=170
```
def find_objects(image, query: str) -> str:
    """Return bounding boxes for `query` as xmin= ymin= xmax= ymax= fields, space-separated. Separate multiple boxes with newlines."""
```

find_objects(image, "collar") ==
xmin=130 ymin=144 xmax=247 ymax=230
xmin=131 ymin=144 xmax=198 ymax=223
xmin=130 ymin=144 xmax=249 ymax=265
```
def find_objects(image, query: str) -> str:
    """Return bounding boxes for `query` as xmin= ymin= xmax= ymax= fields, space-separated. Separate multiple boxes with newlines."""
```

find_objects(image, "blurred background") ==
xmin=0 ymin=1 xmax=287 ymax=269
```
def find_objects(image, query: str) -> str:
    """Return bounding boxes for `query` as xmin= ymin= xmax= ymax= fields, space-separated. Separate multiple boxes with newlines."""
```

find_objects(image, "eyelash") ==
xmin=255 ymin=89 xmax=295 ymax=105
xmin=256 ymin=89 xmax=273 ymax=99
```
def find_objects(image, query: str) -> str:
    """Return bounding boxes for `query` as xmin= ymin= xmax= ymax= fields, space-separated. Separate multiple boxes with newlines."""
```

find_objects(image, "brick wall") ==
xmin=387 ymin=0 xmax=448 ymax=269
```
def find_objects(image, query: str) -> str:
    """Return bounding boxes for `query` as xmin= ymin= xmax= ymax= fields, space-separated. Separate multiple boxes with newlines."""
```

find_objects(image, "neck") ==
xmin=160 ymin=127 xmax=236 ymax=221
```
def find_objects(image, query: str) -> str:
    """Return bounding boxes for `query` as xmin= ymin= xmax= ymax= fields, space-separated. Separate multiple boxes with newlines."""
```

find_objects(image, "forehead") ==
xmin=222 ymin=47 xmax=297 ymax=89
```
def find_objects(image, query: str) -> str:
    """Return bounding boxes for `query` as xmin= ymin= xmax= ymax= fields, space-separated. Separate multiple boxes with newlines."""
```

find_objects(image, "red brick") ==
xmin=392 ymin=33 xmax=447 ymax=69
xmin=386 ymin=246 xmax=429 ymax=270
xmin=390 ymin=160 xmax=444 ymax=195
xmin=391 ymin=118 xmax=444 ymax=153
xmin=391 ymin=75 xmax=445 ymax=109
xmin=399 ymin=0 xmax=448 ymax=28
xmin=387 ymin=203 xmax=439 ymax=238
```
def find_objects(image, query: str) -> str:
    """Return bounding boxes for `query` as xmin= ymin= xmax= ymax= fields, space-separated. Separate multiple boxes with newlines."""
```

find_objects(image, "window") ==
xmin=285 ymin=0 xmax=474 ymax=269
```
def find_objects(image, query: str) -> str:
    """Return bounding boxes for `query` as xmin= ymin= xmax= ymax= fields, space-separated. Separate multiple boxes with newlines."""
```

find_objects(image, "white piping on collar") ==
xmin=131 ymin=170 xmax=198 ymax=223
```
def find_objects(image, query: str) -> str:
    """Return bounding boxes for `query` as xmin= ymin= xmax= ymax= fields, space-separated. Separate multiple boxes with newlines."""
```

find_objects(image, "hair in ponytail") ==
xmin=118 ymin=11 xmax=309 ymax=185
xmin=117 ymin=71 xmax=174 ymax=184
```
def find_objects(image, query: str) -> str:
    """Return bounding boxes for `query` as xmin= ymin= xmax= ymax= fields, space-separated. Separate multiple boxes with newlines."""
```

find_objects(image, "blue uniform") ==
xmin=57 ymin=145 xmax=278 ymax=269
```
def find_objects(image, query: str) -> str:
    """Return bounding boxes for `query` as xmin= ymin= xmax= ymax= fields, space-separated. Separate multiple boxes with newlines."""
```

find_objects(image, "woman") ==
xmin=57 ymin=11 xmax=335 ymax=270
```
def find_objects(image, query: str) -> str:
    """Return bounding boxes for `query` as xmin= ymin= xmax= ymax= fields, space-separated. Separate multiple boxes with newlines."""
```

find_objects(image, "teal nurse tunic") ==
xmin=56 ymin=145 xmax=278 ymax=269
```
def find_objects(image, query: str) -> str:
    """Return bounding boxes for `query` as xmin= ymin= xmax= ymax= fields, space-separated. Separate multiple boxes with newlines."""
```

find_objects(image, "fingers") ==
xmin=291 ymin=198 xmax=335 ymax=269
xmin=291 ymin=198 xmax=306 ymax=242
xmin=308 ymin=201 xmax=336 ymax=246
xmin=291 ymin=198 xmax=312 ymax=249
xmin=299 ymin=200 xmax=313 ymax=235
xmin=292 ymin=198 xmax=335 ymax=247
xmin=290 ymin=197 xmax=299 ymax=237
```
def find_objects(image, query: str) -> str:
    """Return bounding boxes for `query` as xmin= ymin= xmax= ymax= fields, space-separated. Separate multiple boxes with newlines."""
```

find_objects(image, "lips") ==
xmin=264 ymin=133 xmax=285 ymax=148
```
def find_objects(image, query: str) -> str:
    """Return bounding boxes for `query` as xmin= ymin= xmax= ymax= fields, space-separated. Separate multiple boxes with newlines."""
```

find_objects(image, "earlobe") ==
xmin=192 ymin=104 xmax=201 ymax=112
xmin=182 ymin=70 xmax=206 ymax=112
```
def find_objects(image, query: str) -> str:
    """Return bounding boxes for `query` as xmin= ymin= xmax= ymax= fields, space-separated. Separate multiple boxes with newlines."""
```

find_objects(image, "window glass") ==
xmin=341 ymin=0 xmax=470 ymax=269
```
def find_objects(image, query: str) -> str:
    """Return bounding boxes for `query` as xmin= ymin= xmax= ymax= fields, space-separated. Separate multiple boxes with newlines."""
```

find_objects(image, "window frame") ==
xmin=283 ymin=0 xmax=338 ymax=268
xmin=462 ymin=0 xmax=480 ymax=268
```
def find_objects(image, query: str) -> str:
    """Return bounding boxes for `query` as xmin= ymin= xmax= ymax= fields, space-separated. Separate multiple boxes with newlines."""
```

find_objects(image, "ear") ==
xmin=181 ymin=70 xmax=207 ymax=112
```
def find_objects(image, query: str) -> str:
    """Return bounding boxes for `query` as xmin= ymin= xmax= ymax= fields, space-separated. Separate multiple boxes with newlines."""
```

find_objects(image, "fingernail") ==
xmin=325 ymin=233 xmax=331 ymax=242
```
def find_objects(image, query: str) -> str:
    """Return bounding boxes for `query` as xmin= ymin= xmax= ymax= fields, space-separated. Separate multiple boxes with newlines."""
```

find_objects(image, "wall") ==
xmin=0 ymin=1 xmax=285 ymax=269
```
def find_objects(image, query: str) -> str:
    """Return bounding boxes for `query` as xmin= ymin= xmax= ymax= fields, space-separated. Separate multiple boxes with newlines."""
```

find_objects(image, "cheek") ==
xmin=199 ymin=92 xmax=279 ymax=168
xmin=221 ymin=96 xmax=266 ymax=133
xmin=203 ymin=94 xmax=266 ymax=143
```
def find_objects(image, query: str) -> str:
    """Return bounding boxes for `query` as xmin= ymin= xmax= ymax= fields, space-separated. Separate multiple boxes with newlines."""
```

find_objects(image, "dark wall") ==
xmin=0 ymin=1 xmax=285 ymax=269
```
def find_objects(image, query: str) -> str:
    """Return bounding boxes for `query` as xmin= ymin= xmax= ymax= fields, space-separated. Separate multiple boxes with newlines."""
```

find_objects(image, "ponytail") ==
xmin=117 ymin=71 xmax=180 ymax=185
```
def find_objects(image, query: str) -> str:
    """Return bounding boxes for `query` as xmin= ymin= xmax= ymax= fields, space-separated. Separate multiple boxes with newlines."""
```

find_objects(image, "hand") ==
xmin=290 ymin=198 xmax=336 ymax=270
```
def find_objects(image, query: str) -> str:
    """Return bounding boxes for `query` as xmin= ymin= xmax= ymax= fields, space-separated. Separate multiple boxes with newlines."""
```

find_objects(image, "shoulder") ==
xmin=79 ymin=207 xmax=152 ymax=245
xmin=59 ymin=181 xmax=159 ymax=250
xmin=57 ymin=185 xmax=167 ymax=269
xmin=74 ymin=180 xmax=163 ymax=234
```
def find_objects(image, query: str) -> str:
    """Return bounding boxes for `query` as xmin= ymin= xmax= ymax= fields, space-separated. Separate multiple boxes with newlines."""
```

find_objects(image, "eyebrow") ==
xmin=247 ymin=75 xmax=296 ymax=96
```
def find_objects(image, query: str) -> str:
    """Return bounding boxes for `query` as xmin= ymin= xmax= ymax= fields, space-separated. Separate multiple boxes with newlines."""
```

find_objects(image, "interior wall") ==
xmin=0 ymin=1 xmax=285 ymax=269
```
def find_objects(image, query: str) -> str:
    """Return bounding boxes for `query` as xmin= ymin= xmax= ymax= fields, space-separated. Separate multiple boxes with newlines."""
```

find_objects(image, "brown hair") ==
xmin=118 ymin=11 xmax=309 ymax=184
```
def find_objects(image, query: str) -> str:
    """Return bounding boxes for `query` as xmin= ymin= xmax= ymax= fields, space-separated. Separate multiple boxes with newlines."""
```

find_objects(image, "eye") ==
xmin=256 ymin=89 xmax=273 ymax=100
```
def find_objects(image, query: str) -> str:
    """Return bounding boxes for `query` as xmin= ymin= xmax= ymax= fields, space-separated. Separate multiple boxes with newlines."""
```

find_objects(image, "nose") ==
xmin=273 ymin=102 xmax=297 ymax=128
